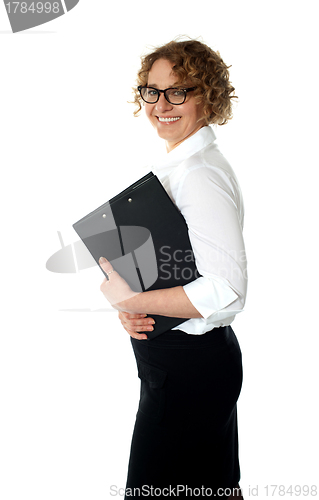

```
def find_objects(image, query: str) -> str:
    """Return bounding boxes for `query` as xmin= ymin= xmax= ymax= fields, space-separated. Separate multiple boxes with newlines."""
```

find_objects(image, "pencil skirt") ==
xmin=125 ymin=326 xmax=243 ymax=498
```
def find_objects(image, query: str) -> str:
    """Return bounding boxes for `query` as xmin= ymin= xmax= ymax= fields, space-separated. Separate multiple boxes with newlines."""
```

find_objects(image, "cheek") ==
xmin=144 ymin=104 xmax=154 ymax=121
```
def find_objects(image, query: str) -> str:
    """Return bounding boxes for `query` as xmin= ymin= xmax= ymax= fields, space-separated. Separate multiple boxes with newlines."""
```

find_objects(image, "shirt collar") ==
xmin=153 ymin=125 xmax=216 ymax=171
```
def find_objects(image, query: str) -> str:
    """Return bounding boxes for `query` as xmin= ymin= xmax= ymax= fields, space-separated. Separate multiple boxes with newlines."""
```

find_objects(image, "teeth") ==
xmin=158 ymin=117 xmax=181 ymax=122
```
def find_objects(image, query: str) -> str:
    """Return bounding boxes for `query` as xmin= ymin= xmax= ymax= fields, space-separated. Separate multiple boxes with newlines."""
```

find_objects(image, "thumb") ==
xmin=99 ymin=257 xmax=114 ymax=274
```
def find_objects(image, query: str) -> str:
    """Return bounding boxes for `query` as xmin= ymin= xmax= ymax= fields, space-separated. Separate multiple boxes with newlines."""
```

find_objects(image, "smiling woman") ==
xmin=132 ymin=38 xmax=236 ymax=122
xmin=100 ymin=38 xmax=247 ymax=500
xmin=140 ymin=58 xmax=206 ymax=151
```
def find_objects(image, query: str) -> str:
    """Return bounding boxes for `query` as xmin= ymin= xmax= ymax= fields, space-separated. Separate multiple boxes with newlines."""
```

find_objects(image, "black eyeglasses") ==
xmin=138 ymin=86 xmax=196 ymax=105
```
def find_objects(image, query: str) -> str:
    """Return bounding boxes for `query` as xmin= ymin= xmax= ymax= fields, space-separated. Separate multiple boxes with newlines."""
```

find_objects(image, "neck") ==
xmin=165 ymin=124 xmax=207 ymax=153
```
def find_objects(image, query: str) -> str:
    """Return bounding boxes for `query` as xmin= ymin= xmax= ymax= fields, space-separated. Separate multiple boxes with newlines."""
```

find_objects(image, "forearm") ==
xmin=118 ymin=286 xmax=203 ymax=319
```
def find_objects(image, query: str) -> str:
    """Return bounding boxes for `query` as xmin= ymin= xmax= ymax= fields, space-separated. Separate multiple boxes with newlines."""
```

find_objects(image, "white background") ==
xmin=1 ymin=1 xmax=318 ymax=499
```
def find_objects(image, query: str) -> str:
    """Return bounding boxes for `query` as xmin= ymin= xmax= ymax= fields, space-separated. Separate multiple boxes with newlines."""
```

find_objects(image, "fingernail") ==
xmin=99 ymin=257 xmax=107 ymax=264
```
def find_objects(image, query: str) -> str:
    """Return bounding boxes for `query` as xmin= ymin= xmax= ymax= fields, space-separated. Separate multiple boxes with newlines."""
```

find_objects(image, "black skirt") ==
xmin=125 ymin=326 xmax=243 ymax=499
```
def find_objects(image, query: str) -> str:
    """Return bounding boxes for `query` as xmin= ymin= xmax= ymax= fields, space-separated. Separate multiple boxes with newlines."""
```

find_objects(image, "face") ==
xmin=144 ymin=58 xmax=206 ymax=152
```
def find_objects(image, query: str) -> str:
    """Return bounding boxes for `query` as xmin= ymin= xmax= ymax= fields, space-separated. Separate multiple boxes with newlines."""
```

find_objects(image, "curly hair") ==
xmin=132 ymin=38 xmax=237 ymax=126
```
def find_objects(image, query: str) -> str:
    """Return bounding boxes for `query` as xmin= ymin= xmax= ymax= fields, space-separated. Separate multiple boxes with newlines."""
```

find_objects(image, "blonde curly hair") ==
xmin=132 ymin=38 xmax=237 ymax=126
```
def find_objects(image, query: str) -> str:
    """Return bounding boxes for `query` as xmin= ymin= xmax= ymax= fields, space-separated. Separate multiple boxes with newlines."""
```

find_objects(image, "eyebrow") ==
xmin=146 ymin=84 xmax=181 ymax=89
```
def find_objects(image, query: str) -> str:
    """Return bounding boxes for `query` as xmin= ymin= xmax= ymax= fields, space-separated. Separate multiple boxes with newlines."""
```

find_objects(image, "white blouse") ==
xmin=152 ymin=126 xmax=248 ymax=334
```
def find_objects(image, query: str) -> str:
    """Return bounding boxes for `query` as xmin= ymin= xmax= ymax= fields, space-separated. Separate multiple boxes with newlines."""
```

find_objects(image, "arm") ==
xmin=99 ymin=257 xmax=202 ymax=340
xmin=99 ymin=259 xmax=202 ymax=318
xmin=101 ymin=164 xmax=247 ymax=340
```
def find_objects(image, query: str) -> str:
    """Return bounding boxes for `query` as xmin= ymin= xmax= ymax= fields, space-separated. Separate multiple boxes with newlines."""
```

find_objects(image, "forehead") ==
xmin=147 ymin=59 xmax=178 ymax=87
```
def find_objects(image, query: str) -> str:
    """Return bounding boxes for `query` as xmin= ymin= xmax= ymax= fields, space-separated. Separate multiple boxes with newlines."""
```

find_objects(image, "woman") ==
xmin=99 ymin=39 xmax=247 ymax=499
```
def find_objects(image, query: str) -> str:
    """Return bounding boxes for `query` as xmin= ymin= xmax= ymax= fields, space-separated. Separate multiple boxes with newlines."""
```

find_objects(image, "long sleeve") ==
xmin=177 ymin=163 xmax=247 ymax=328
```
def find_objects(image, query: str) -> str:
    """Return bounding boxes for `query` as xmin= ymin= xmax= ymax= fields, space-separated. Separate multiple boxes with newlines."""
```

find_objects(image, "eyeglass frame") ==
xmin=137 ymin=85 xmax=196 ymax=105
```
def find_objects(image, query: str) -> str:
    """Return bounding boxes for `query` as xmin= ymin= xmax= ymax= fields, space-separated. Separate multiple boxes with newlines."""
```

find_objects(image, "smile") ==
xmin=157 ymin=116 xmax=181 ymax=123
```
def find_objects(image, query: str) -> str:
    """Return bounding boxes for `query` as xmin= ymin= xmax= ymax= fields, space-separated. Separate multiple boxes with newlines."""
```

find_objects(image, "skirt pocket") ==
xmin=137 ymin=360 xmax=167 ymax=424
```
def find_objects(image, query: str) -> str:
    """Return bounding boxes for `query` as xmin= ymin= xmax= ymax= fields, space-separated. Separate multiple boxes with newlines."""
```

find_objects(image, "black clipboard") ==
xmin=73 ymin=172 xmax=200 ymax=339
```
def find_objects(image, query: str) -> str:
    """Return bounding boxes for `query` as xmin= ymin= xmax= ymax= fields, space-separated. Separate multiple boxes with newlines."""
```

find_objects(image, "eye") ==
xmin=166 ymin=89 xmax=186 ymax=99
xmin=146 ymin=88 xmax=158 ymax=97
xmin=172 ymin=90 xmax=185 ymax=97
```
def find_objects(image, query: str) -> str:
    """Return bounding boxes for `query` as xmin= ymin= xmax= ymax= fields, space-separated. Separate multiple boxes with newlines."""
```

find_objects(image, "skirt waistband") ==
xmin=131 ymin=325 xmax=234 ymax=350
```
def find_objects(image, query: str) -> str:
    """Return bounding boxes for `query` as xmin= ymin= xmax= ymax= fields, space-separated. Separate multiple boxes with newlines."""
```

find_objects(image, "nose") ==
xmin=155 ymin=92 xmax=173 ymax=112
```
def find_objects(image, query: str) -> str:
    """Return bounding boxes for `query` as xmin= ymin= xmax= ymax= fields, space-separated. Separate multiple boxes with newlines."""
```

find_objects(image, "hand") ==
xmin=99 ymin=257 xmax=138 ymax=309
xmin=118 ymin=311 xmax=155 ymax=340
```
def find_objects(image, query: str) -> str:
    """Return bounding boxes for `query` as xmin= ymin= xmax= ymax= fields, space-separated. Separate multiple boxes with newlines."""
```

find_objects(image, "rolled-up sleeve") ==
xmin=183 ymin=276 xmax=239 ymax=319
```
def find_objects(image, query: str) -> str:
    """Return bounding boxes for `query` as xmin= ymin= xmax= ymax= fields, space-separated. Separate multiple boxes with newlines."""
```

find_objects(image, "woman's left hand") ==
xmin=99 ymin=257 xmax=138 ymax=309
xmin=118 ymin=311 xmax=155 ymax=340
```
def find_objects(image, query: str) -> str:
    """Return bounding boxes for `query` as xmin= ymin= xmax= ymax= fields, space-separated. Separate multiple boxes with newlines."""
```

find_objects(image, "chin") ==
xmin=155 ymin=128 xmax=180 ymax=142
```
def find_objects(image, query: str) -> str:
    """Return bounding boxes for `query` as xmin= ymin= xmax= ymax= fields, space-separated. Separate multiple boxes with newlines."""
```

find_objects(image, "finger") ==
xmin=121 ymin=317 xmax=155 ymax=328
xmin=126 ymin=329 xmax=148 ymax=341
xmin=127 ymin=324 xmax=154 ymax=333
xmin=119 ymin=311 xmax=148 ymax=320
xmin=120 ymin=319 xmax=154 ymax=333
xmin=118 ymin=311 xmax=153 ymax=323
xmin=120 ymin=317 xmax=155 ymax=331
xmin=99 ymin=256 xmax=114 ymax=275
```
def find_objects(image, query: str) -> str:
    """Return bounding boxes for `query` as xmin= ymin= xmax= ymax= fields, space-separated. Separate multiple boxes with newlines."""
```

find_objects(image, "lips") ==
xmin=157 ymin=116 xmax=181 ymax=123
